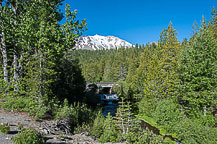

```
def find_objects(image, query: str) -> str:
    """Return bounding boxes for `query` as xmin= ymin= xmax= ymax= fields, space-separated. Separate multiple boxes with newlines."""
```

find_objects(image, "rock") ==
xmin=56 ymin=119 xmax=71 ymax=134
xmin=40 ymin=128 xmax=50 ymax=135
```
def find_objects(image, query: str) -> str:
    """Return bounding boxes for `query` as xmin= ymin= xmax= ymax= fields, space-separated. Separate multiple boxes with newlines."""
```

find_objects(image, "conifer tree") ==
xmin=210 ymin=7 xmax=217 ymax=38
xmin=129 ymin=46 xmax=152 ymax=100
xmin=155 ymin=22 xmax=180 ymax=99
xmin=177 ymin=27 xmax=217 ymax=117
xmin=115 ymin=96 xmax=133 ymax=140
xmin=140 ymin=22 xmax=181 ymax=115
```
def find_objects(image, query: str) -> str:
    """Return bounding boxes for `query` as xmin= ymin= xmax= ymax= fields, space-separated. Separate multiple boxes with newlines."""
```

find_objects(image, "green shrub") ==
xmin=74 ymin=122 xmax=91 ymax=135
xmin=136 ymin=129 xmax=164 ymax=144
xmin=56 ymin=99 xmax=97 ymax=132
xmin=139 ymin=98 xmax=156 ymax=117
xmin=17 ymin=123 xmax=24 ymax=130
xmin=1 ymin=96 xmax=38 ymax=113
xmin=91 ymin=111 xmax=105 ymax=138
xmin=174 ymin=118 xmax=217 ymax=144
xmin=0 ymin=123 xmax=10 ymax=134
xmin=99 ymin=113 xmax=121 ymax=143
xmin=1 ymin=96 xmax=58 ymax=120
xmin=125 ymin=118 xmax=145 ymax=143
xmin=152 ymin=99 xmax=183 ymax=133
xmin=12 ymin=128 xmax=46 ymax=144
xmin=196 ymin=111 xmax=217 ymax=127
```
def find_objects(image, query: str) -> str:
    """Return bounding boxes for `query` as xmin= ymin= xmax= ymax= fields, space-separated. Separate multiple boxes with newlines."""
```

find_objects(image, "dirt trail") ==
xmin=0 ymin=108 xmax=98 ymax=144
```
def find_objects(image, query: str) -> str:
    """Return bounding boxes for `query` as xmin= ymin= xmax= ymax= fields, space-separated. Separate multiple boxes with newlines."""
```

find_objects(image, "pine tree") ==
xmin=115 ymin=97 xmax=133 ymax=138
xmin=157 ymin=22 xmax=181 ymax=99
xmin=210 ymin=7 xmax=217 ymax=38
xmin=130 ymin=46 xmax=152 ymax=100
xmin=177 ymin=27 xmax=217 ymax=117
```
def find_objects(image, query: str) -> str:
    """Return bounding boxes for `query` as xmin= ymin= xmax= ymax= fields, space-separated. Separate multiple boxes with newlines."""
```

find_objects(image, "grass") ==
xmin=0 ymin=123 xmax=10 ymax=134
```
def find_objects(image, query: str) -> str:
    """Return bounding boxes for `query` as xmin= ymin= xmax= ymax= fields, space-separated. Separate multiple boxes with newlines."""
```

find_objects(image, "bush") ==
xmin=152 ymin=99 xmax=183 ymax=133
xmin=34 ymin=101 xmax=59 ymax=120
xmin=91 ymin=111 xmax=105 ymax=138
xmin=1 ymin=96 xmax=58 ymax=120
xmin=136 ymin=129 xmax=164 ymax=144
xmin=99 ymin=113 xmax=121 ymax=143
xmin=1 ymin=96 xmax=38 ymax=113
xmin=74 ymin=123 xmax=91 ymax=135
xmin=139 ymin=98 xmax=156 ymax=117
xmin=56 ymin=99 xmax=97 ymax=132
xmin=174 ymin=118 xmax=217 ymax=144
xmin=0 ymin=123 xmax=10 ymax=134
xmin=12 ymin=128 xmax=46 ymax=144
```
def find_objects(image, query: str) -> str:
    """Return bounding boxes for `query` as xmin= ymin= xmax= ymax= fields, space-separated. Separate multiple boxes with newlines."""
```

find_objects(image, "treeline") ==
xmin=70 ymin=8 xmax=217 ymax=143
xmin=70 ymin=44 xmax=146 ymax=83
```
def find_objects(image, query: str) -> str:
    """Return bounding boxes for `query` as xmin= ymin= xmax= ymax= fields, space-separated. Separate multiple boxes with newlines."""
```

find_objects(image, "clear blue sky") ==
xmin=60 ymin=0 xmax=217 ymax=45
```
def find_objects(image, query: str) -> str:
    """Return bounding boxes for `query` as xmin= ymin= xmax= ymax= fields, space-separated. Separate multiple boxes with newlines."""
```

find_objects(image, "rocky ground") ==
xmin=0 ymin=108 xmax=99 ymax=144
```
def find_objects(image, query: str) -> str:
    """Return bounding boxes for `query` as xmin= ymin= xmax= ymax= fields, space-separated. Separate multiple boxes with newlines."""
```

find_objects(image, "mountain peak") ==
xmin=75 ymin=35 xmax=134 ymax=50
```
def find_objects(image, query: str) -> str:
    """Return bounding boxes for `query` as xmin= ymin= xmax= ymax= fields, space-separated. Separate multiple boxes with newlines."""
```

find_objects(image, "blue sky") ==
xmin=60 ymin=0 xmax=217 ymax=45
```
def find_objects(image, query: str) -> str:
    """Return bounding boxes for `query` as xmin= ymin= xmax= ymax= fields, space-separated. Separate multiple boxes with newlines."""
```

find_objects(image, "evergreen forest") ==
xmin=0 ymin=0 xmax=216 ymax=143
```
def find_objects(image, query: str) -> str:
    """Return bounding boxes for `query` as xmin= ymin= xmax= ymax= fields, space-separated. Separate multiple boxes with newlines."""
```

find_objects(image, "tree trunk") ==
xmin=13 ymin=47 xmax=19 ymax=92
xmin=39 ymin=52 xmax=43 ymax=105
xmin=0 ymin=1 xmax=8 ymax=82
xmin=0 ymin=28 xmax=8 ymax=82
xmin=11 ymin=0 xmax=19 ymax=92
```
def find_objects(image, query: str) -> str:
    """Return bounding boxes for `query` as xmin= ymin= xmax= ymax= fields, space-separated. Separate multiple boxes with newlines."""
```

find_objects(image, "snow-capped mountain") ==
xmin=74 ymin=34 xmax=134 ymax=50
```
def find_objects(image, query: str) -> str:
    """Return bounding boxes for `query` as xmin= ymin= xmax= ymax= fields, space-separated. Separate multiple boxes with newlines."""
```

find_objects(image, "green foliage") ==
xmin=0 ymin=123 xmax=10 ymax=134
xmin=177 ymin=27 xmax=217 ymax=117
xmin=52 ymin=58 xmax=86 ymax=103
xmin=74 ymin=123 xmax=91 ymax=135
xmin=125 ymin=117 xmax=144 ymax=143
xmin=91 ymin=111 xmax=105 ymax=138
xmin=144 ymin=22 xmax=180 ymax=103
xmin=18 ymin=123 xmax=24 ymax=130
xmin=0 ymin=0 xmax=87 ymax=119
xmin=139 ymin=98 xmax=156 ymax=117
xmin=1 ymin=3 xmax=217 ymax=144
xmin=1 ymin=96 xmax=58 ymax=120
xmin=1 ymin=96 xmax=38 ymax=112
xmin=139 ymin=104 xmax=217 ymax=144
xmin=114 ymin=96 xmax=133 ymax=137
xmin=135 ymin=129 xmax=164 ymax=144
xmin=174 ymin=118 xmax=217 ymax=144
xmin=70 ymin=47 xmax=144 ymax=83
xmin=56 ymin=99 xmax=96 ymax=132
xmin=152 ymin=99 xmax=183 ymax=133
xmin=84 ymin=83 xmax=100 ymax=107
xmin=99 ymin=113 xmax=121 ymax=143
xmin=0 ymin=74 xmax=8 ymax=97
xmin=12 ymin=128 xmax=46 ymax=144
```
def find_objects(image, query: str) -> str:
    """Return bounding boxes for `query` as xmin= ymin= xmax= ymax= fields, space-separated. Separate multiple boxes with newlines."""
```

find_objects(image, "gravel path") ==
xmin=0 ymin=106 xmax=124 ymax=144
xmin=0 ymin=109 xmax=100 ymax=144
xmin=0 ymin=109 xmax=37 ymax=144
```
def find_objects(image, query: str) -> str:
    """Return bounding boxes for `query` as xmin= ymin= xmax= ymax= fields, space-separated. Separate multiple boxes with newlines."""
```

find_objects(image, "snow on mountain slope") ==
xmin=74 ymin=34 xmax=134 ymax=50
